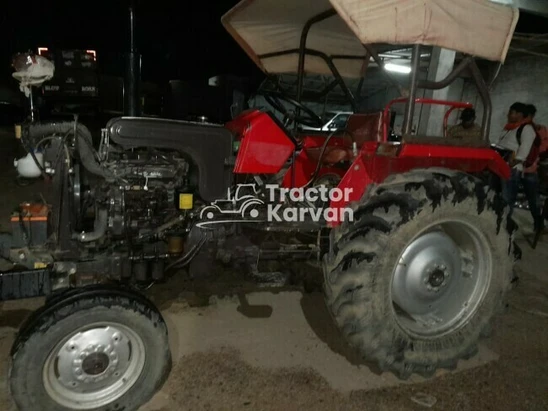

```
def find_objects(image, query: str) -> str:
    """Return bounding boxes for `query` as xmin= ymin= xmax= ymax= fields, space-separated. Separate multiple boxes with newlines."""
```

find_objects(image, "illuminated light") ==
xmin=376 ymin=143 xmax=402 ymax=157
xmin=384 ymin=63 xmax=411 ymax=74
xmin=38 ymin=47 xmax=48 ymax=55
xmin=86 ymin=50 xmax=97 ymax=61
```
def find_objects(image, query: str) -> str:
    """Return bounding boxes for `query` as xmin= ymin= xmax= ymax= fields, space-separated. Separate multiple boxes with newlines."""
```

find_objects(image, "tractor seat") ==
xmin=346 ymin=112 xmax=384 ymax=146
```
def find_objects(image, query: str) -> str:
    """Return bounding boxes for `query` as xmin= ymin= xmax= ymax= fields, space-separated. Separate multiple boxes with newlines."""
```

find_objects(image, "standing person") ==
xmin=525 ymin=104 xmax=548 ymax=164
xmin=494 ymin=102 xmax=543 ymax=232
xmin=521 ymin=104 xmax=544 ymax=233
xmin=447 ymin=108 xmax=482 ymax=139
xmin=524 ymin=104 xmax=547 ymax=238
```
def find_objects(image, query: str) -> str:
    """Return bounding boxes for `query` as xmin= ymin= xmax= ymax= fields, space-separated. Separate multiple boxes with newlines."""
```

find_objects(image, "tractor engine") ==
xmin=0 ymin=119 xmax=217 ymax=288
xmin=92 ymin=150 xmax=192 ymax=241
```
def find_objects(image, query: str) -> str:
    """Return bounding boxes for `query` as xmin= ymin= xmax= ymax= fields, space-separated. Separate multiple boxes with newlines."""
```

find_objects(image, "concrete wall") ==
xmin=358 ymin=55 xmax=548 ymax=140
xmin=463 ymin=56 xmax=548 ymax=143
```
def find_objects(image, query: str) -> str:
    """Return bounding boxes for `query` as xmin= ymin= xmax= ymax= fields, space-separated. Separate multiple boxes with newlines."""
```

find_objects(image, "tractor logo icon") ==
xmin=199 ymin=184 xmax=264 ymax=221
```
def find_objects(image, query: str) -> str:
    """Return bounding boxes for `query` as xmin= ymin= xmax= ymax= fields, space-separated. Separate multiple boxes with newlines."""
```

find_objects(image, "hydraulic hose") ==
xmin=72 ymin=208 xmax=108 ymax=243
xmin=27 ymin=122 xmax=115 ymax=180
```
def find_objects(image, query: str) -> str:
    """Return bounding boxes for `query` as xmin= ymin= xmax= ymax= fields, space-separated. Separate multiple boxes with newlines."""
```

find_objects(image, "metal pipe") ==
xmin=469 ymin=59 xmax=492 ymax=142
xmin=324 ymin=57 xmax=357 ymax=112
xmin=29 ymin=87 xmax=35 ymax=122
xmin=73 ymin=209 xmax=108 ymax=243
xmin=402 ymin=45 xmax=421 ymax=135
xmin=261 ymin=48 xmax=358 ymax=110
xmin=417 ymin=57 xmax=474 ymax=90
xmin=296 ymin=9 xmax=337 ymax=104
xmin=363 ymin=45 xmax=403 ymax=94
xmin=124 ymin=4 xmax=141 ymax=117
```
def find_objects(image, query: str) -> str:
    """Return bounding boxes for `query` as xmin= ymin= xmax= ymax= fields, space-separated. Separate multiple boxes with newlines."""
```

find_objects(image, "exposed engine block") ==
xmin=99 ymin=151 xmax=192 ymax=240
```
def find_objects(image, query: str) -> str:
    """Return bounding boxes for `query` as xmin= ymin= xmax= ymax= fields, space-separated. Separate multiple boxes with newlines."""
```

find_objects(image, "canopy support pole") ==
xmin=363 ymin=45 xmax=404 ymax=95
xmin=296 ymin=9 xmax=337 ymax=105
xmin=403 ymin=45 xmax=421 ymax=135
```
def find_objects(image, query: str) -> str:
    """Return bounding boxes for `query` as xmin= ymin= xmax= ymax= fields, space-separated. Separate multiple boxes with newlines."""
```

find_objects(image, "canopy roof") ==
xmin=222 ymin=0 xmax=520 ymax=79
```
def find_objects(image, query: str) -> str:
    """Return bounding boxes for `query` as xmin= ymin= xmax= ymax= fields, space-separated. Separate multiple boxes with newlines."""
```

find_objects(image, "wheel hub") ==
xmin=392 ymin=231 xmax=461 ymax=315
xmin=391 ymin=223 xmax=491 ymax=337
xmin=425 ymin=265 xmax=450 ymax=291
xmin=82 ymin=352 xmax=110 ymax=376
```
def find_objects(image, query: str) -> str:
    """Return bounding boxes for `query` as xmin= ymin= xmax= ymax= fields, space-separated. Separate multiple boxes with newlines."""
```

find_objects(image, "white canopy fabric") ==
xmin=222 ymin=0 xmax=520 ymax=78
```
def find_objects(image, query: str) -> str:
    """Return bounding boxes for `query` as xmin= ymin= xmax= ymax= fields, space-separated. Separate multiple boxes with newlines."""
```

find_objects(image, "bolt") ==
xmin=440 ymin=264 xmax=446 ymax=270
xmin=69 ymin=268 xmax=77 ymax=275
xmin=18 ymin=252 xmax=26 ymax=260
xmin=444 ymin=271 xmax=449 ymax=278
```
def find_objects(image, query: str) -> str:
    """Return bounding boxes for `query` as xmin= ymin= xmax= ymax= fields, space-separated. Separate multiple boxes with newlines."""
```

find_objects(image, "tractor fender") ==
xmin=330 ymin=143 xmax=511 ymax=226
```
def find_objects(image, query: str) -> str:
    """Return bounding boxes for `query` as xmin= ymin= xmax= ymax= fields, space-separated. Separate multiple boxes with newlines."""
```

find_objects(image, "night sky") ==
xmin=0 ymin=0 xmax=260 ymax=84
xmin=0 ymin=0 xmax=546 ymax=85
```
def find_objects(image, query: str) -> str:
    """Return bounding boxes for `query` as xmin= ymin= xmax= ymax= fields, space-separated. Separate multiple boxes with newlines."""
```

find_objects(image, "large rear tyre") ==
xmin=9 ymin=289 xmax=171 ymax=411
xmin=324 ymin=169 xmax=514 ymax=379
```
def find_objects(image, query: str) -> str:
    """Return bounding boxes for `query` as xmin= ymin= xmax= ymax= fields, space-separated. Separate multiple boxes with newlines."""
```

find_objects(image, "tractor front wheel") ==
xmin=9 ymin=286 xmax=171 ymax=411
xmin=324 ymin=169 xmax=514 ymax=378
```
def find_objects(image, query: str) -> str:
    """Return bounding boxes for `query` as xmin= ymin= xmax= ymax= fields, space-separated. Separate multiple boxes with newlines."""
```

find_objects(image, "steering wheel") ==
xmin=257 ymin=90 xmax=323 ymax=129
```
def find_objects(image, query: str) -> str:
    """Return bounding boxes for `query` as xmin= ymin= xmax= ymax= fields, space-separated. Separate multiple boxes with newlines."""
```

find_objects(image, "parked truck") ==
xmin=37 ymin=47 xmax=99 ymax=117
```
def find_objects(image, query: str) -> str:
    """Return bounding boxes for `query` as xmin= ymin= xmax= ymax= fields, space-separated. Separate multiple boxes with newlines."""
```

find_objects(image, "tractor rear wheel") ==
xmin=323 ymin=169 xmax=514 ymax=379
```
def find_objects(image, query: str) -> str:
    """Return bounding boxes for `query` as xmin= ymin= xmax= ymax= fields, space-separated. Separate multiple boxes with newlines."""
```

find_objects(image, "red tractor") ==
xmin=1 ymin=1 xmax=521 ymax=410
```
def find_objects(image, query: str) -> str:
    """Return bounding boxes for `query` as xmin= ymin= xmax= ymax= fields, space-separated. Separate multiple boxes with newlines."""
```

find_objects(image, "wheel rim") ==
xmin=391 ymin=219 xmax=492 ymax=337
xmin=43 ymin=322 xmax=146 ymax=410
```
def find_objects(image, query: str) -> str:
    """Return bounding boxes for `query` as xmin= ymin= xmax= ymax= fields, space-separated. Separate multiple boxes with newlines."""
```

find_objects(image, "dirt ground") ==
xmin=0 ymin=127 xmax=547 ymax=411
